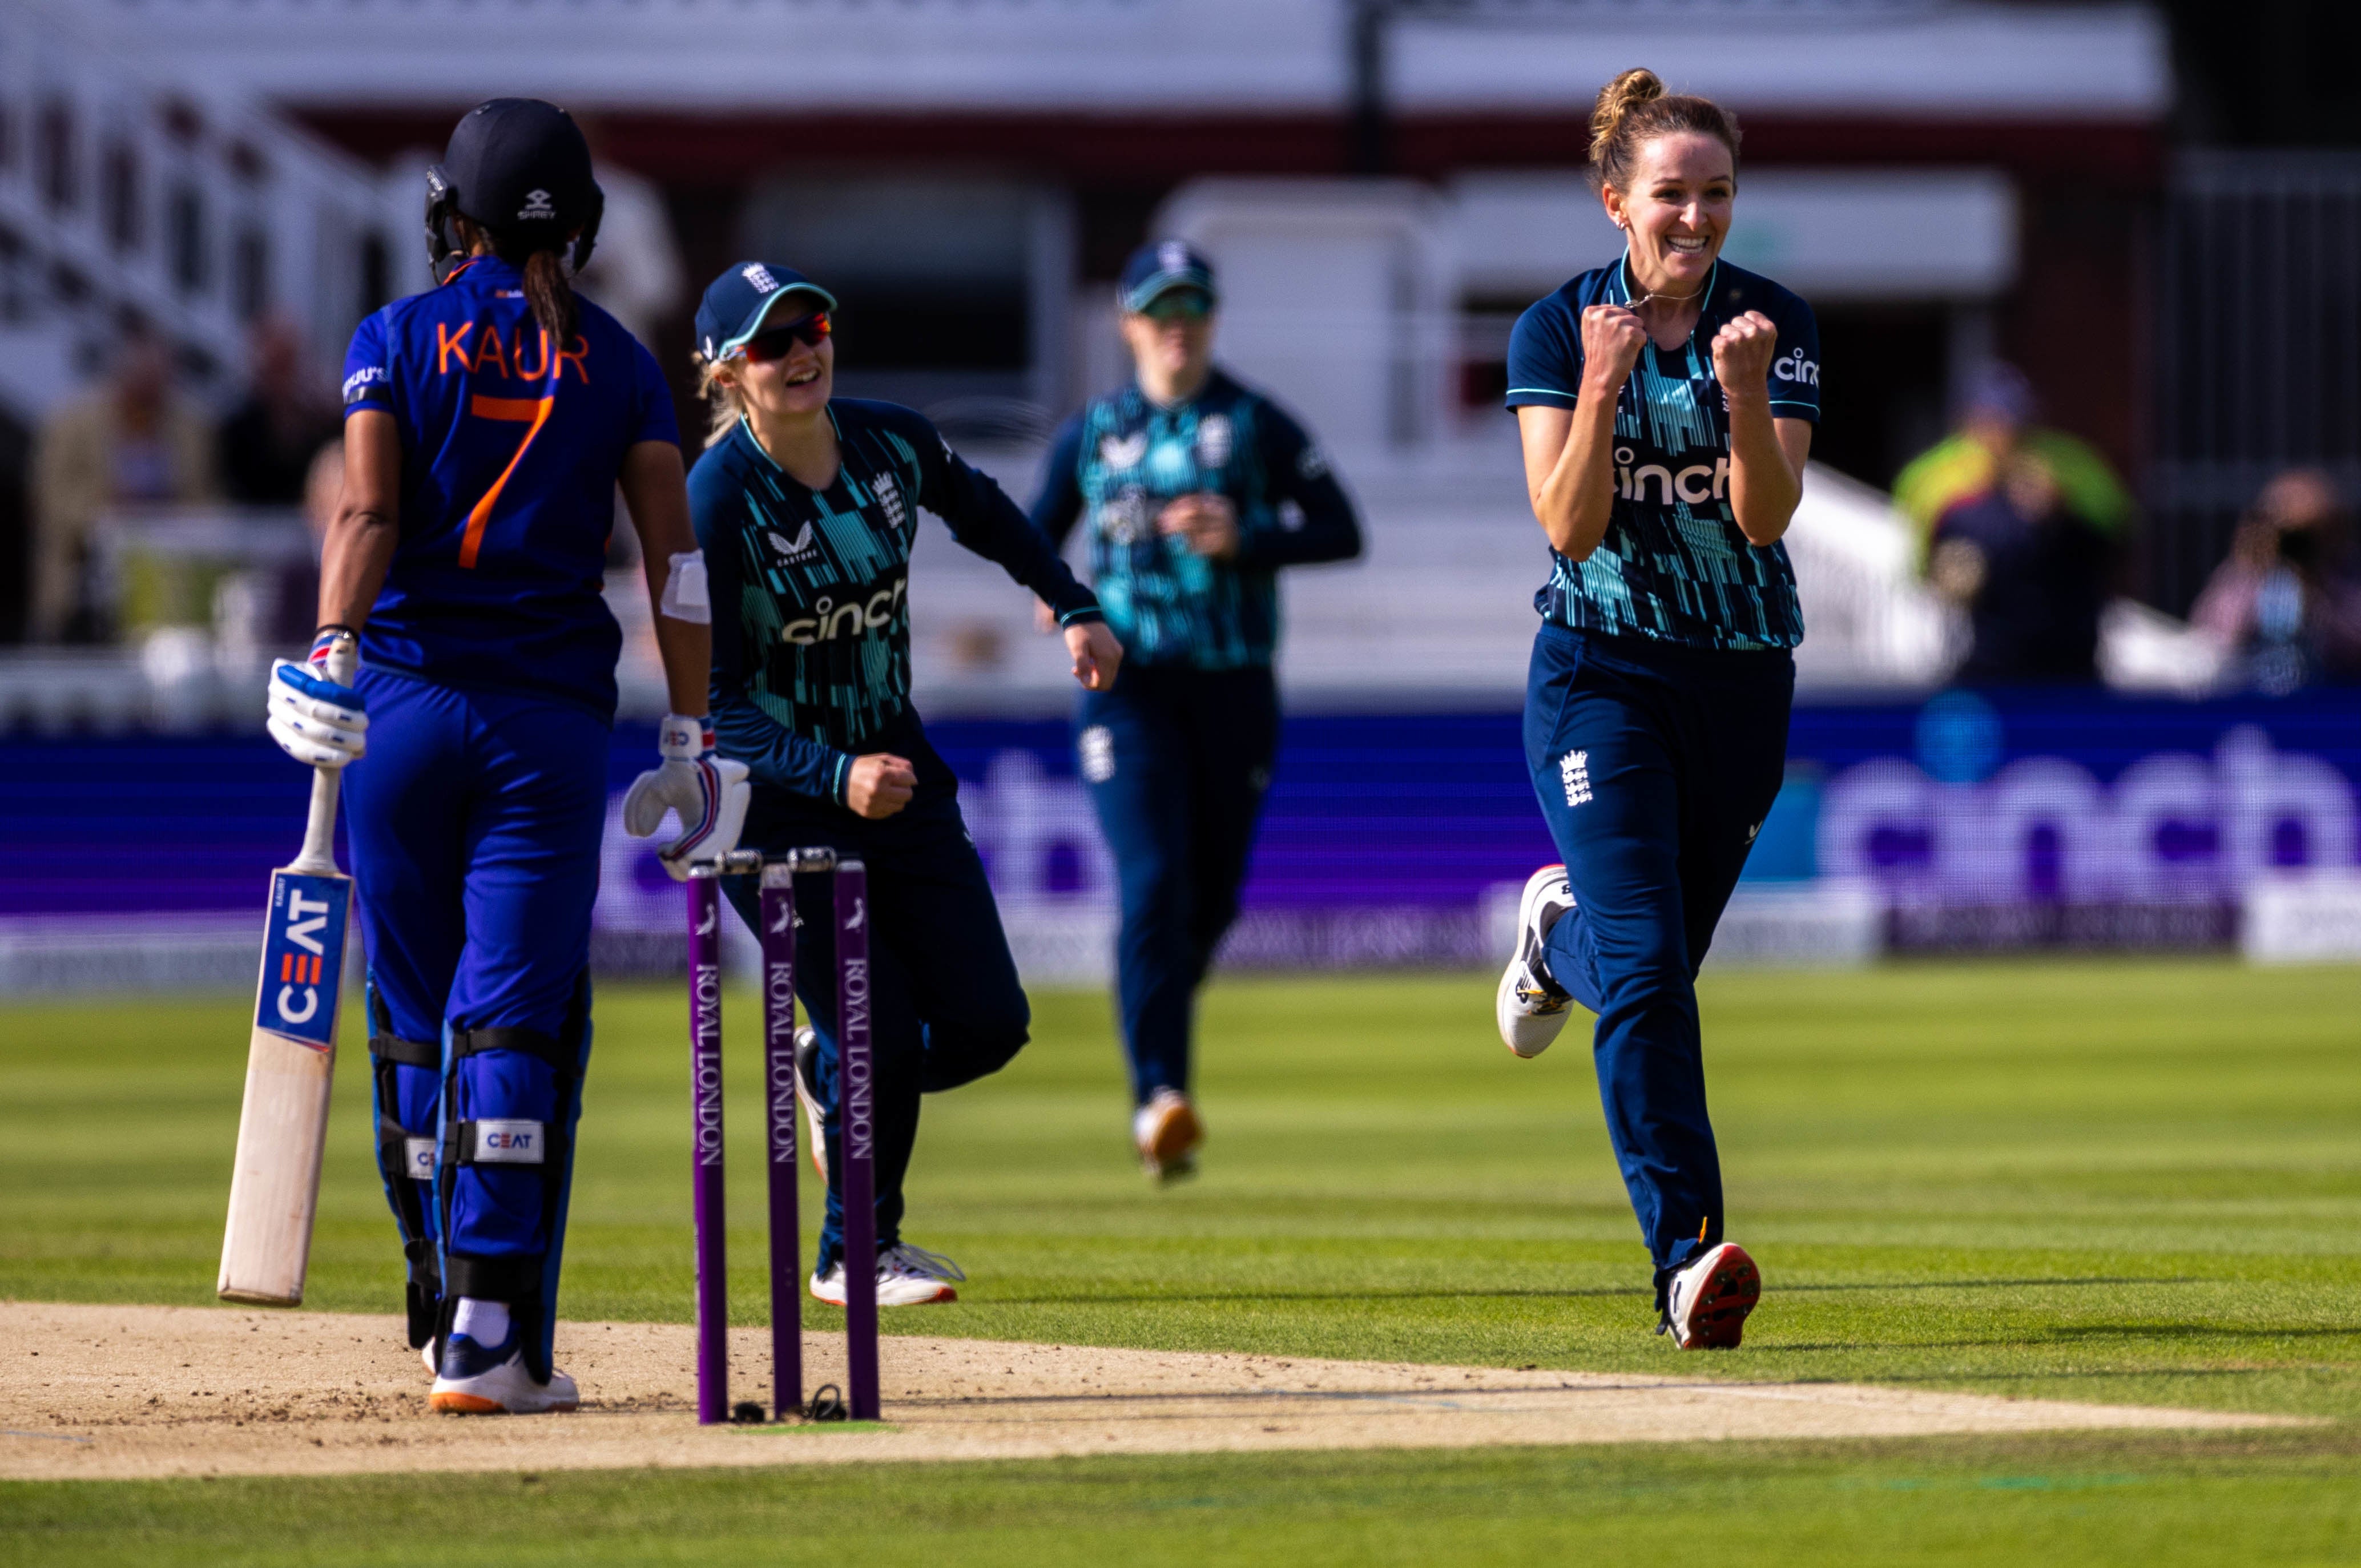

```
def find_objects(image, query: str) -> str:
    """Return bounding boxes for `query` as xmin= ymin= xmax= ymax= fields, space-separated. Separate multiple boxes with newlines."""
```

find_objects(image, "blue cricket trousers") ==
xmin=344 ymin=668 xmax=608 ymax=1292
xmin=723 ymin=717 xmax=1031 ymax=1273
xmin=1523 ymin=625 xmax=1793 ymax=1292
xmin=1078 ymin=662 xmax=1280 ymax=1105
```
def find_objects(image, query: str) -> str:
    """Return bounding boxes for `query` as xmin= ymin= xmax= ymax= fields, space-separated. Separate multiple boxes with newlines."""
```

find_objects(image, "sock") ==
xmin=452 ymin=1296 xmax=510 ymax=1347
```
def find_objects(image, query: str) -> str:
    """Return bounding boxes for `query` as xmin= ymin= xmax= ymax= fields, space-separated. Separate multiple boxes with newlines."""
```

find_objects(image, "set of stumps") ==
xmin=684 ymin=848 xmax=879 ymax=1425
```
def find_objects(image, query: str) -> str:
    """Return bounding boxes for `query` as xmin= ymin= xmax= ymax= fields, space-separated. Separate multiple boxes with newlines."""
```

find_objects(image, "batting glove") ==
xmin=266 ymin=630 xmax=367 ymax=769
xmin=623 ymin=714 xmax=752 ymax=881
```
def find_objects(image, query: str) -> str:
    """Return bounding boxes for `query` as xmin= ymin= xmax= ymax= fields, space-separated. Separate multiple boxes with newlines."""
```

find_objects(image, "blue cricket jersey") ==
xmin=1030 ymin=370 xmax=1361 ymax=670
xmin=1505 ymin=257 xmax=1819 ymax=652
xmin=341 ymin=255 xmax=679 ymax=716
xmin=692 ymin=401 xmax=1103 ymax=804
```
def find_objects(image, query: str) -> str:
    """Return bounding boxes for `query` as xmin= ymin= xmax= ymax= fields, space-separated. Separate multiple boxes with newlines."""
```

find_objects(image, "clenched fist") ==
xmin=847 ymin=752 xmax=918 ymax=819
xmin=1579 ymin=304 xmax=1648 ymax=399
xmin=1710 ymin=311 xmax=1780 ymax=403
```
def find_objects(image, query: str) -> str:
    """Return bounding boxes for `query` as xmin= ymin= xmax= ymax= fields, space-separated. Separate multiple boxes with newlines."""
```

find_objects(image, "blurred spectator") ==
xmin=2189 ymin=469 xmax=2361 ymax=693
xmin=1928 ymin=450 xmax=2113 ymax=682
xmin=1898 ymin=363 xmax=2132 ymax=684
xmin=1894 ymin=363 xmax=2133 ymax=553
xmin=280 ymin=436 xmax=341 ymax=640
xmin=219 ymin=315 xmax=338 ymax=506
xmin=30 ymin=326 xmax=219 ymax=643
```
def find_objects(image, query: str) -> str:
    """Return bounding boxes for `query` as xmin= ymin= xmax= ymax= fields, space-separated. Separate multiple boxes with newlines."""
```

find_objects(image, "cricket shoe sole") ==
xmin=1495 ymin=865 xmax=1577 ymax=1059
xmin=1662 ymin=1242 xmax=1762 ymax=1350
xmin=428 ymin=1341 xmax=580 ymax=1414
xmin=1134 ymin=1089 xmax=1203 ymax=1182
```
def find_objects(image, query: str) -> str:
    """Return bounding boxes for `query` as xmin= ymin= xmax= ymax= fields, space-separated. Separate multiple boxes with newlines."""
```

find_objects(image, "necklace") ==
xmin=1621 ymin=253 xmax=1707 ymax=312
xmin=1629 ymin=284 xmax=1706 ymax=311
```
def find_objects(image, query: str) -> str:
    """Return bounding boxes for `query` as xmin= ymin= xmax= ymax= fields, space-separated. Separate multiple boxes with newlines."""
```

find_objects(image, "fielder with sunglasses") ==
xmin=687 ymin=261 xmax=1122 ymax=1305
xmin=1030 ymin=242 xmax=1361 ymax=1180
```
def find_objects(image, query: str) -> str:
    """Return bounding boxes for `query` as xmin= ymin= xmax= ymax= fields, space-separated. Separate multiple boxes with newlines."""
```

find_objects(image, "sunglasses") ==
xmin=1139 ymin=292 xmax=1211 ymax=324
xmin=738 ymin=312 xmax=832 ymax=363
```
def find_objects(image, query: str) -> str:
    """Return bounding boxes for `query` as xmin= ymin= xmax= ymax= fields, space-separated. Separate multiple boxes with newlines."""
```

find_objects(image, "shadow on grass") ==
xmin=1778 ymin=1277 xmax=2201 ymax=1294
xmin=977 ymin=1278 xmax=2201 ymax=1310
xmin=976 ymin=1285 xmax=1651 ymax=1307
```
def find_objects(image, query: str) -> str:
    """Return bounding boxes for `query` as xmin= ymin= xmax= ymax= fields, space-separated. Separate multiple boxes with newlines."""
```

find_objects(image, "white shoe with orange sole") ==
xmin=427 ymin=1337 xmax=580 ymax=1414
xmin=1133 ymin=1089 xmax=1203 ymax=1181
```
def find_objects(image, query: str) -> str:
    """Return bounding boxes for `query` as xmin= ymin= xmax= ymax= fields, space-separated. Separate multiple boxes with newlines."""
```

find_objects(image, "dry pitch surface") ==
xmin=1 ymin=1301 xmax=2299 ymax=1481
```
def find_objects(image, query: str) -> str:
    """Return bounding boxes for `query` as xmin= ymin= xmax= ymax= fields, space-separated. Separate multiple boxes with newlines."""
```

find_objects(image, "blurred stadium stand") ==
xmin=4 ymin=0 xmax=2360 ymax=990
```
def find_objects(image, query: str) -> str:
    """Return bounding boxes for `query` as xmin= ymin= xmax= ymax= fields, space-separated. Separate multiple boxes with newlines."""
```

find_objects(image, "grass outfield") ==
xmin=5 ymin=1434 xmax=2359 ymax=1567
xmin=3 ymin=960 xmax=2358 ymax=1561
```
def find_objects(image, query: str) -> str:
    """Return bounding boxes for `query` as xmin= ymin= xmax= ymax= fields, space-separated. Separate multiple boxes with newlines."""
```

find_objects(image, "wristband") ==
xmin=657 ymin=713 xmax=715 ymax=761
xmin=309 ymin=626 xmax=358 ymax=669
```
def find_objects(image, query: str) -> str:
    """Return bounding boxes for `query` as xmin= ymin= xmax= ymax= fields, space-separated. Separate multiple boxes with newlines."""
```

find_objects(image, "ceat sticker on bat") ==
xmin=256 ymin=870 xmax=350 ymax=1051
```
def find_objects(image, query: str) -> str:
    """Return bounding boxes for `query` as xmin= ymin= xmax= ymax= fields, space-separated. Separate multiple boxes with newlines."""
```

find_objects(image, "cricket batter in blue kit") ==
xmin=1492 ymin=71 xmax=1818 ymax=1349
xmin=1030 ymin=242 xmax=1361 ymax=1179
xmin=687 ymin=260 xmax=1123 ymax=1306
xmin=270 ymin=100 xmax=748 ymax=1413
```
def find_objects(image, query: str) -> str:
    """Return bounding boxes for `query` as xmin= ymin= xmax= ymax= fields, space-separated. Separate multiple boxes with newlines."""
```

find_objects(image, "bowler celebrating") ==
xmin=1493 ymin=71 xmax=1818 ymax=1349
xmin=1030 ymin=241 xmax=1361 ymax=1179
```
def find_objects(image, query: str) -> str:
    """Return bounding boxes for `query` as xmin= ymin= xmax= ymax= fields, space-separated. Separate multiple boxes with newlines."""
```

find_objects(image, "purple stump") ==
xmin=835 ymin=858 xmax=880 ymax=1420
xmin=758 ymin=860 xmax=802 ymax=1421
xmin=687 ymin=868 xmax=729 ymax=1425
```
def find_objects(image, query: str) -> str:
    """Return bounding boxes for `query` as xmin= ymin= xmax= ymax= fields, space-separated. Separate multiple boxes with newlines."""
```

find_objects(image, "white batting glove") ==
xmin=266 ymin=631 xmax=367 ymax=769
xmin=622 ymin=714 xmax=752 ymax=881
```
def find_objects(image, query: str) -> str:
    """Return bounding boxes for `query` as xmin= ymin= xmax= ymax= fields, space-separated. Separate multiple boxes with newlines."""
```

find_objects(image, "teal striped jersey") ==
xmin=1031 ymin=370 xmax=1360 ymax=670
xmin=1505 ymin=257 xmax=1819 ymax=651
xmin=691 ymin=400 xmax=1101 ymax=800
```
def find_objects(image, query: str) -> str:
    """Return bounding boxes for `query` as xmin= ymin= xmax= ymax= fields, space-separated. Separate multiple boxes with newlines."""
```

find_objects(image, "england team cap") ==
xmin=1119 ymin=240 xmax=1218 ymax=314
xmin=694 ymin=261 xmax=840 ymax=361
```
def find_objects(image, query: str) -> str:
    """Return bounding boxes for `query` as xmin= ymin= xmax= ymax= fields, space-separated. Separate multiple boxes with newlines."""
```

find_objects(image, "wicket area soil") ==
xmin=0 ymin=1301 xmax=2299 ymax=1481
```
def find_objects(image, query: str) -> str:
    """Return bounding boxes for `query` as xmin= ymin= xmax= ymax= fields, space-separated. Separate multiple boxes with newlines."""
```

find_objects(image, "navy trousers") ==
xmin=723 ymin=716 xmax=1030 ymax=1273
xmin=344 ymin=668 xmax=607 ymax=1361
xmin=1078 ymin=663 xmax=1280 ymax=1105
xmin=1522 ymin=625 xmax=1793 ymax=1292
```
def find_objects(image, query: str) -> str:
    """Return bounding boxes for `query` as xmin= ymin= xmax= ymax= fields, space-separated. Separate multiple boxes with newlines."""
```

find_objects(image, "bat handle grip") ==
xmin=289 ymin=767 xmax=344 ymax=876
xmin=288 ymin=634 xmax=358 ymax=877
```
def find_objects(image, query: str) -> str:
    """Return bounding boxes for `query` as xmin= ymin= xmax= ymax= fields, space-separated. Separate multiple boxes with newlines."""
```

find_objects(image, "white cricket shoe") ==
xmin=1661 ymin=1242 xmax=1762 ymax=1350
xmin=1495 ymin=865 xmax=1577 ymax=1058
xmin=428 ymin=1336 xmax=580 ymax=1414
xmin=811 ymin=1242 xmax=966 ymax=1307
xmin=794 ymin=1026 xmax=827 ymax=1184
xmin=1134 ymin=1089 xmax=1203 ymax=1182
xmin=421 ymin=1340 xmax=437 ymax=1378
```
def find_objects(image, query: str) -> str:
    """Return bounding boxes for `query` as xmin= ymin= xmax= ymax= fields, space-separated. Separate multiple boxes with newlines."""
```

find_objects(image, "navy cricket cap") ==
xmin=1119 ymin=240 xmax=1218 ymax=314
xmin=441 ymin=99 xmax=597 ymax=236
xmin=695 ymin=261 xmax=840 ymax=361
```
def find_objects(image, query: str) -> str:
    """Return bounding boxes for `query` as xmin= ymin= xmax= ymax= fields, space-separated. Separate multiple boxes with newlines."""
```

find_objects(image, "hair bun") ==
xmin=1590 ymin=68 xmax=1665 ymax=161
xmin=1585 ymin=68 xmax=1739 ymax=193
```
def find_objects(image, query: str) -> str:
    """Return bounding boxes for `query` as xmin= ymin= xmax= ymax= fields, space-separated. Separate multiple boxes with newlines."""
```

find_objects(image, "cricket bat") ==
xmin=218 ymin=640 xmax=359 ymax=1305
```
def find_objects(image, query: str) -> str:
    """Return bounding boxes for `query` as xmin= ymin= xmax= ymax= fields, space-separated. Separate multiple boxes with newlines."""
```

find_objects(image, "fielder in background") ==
xmin=1029 ymin=242 xmax=1361 ymax=1180
xmin=687 ymin=261 xmax=1122 ymax=1305
xmin=1494 ymin=70 xmax=1819 ymax=1349
xmin=293 ymin=99 xmax=746 ymax=1414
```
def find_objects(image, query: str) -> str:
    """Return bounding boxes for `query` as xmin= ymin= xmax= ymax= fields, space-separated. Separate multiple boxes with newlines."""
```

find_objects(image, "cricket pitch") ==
xmin=0 ymin=1301 xmax=2303 ymax=1481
